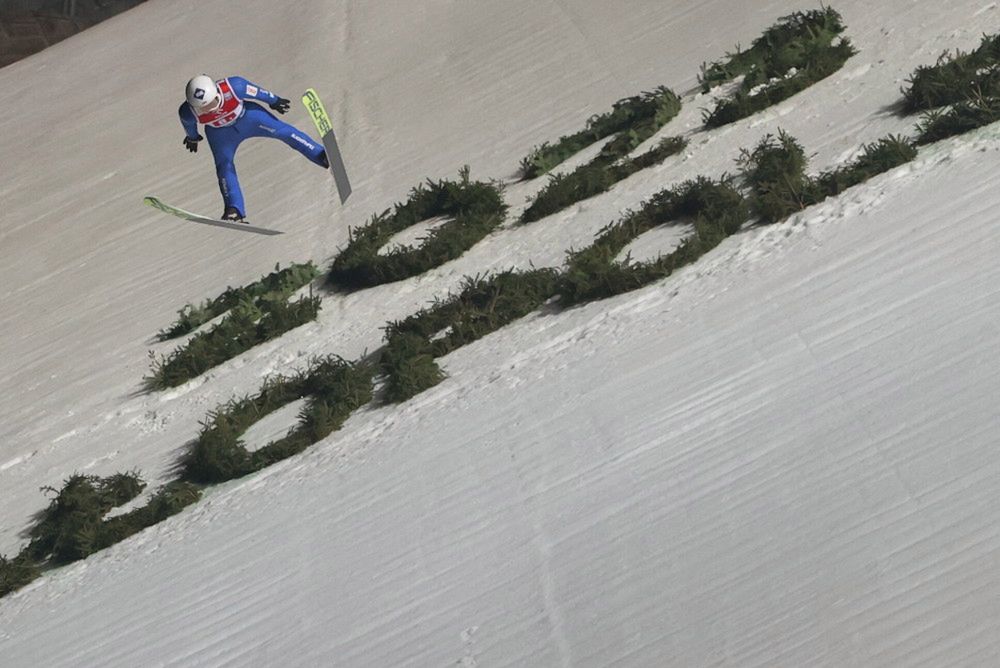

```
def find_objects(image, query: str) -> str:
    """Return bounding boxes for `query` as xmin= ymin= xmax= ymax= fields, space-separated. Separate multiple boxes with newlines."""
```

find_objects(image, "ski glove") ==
xmin=270 ymin=97 xmax=291 ymax=114
xmin=184 ymin=135 xmax=203 ymax=153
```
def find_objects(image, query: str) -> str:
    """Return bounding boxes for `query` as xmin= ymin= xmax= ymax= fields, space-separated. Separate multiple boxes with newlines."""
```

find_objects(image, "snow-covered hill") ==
xmin=2 ymin=0 xmax=1000 ymax=665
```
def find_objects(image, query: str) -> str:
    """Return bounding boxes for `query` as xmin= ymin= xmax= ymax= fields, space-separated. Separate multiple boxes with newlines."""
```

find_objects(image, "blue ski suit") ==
xmin=179 ymin=76 xmax=327 ymax=217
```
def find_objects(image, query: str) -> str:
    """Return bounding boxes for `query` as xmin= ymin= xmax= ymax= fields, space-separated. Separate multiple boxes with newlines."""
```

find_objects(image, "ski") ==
xmin=302 ymin=88 xmax=352 ymax=204
xmin=143 ymin=196 xmax=283 ymax=236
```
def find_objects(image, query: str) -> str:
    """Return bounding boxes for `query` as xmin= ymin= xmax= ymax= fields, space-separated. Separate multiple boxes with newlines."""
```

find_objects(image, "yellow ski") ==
xmin=302 ymin=88 xmax=352 ymax=204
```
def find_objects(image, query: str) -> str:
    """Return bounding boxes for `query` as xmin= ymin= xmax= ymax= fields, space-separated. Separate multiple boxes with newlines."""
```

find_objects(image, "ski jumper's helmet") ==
xmin=185 ymin=75 xmax=221 ymax=112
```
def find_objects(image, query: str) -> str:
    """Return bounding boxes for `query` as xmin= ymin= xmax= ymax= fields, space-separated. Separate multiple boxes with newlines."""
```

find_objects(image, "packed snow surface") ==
xmin=2 ymin=0 xmax=1000 ymax=665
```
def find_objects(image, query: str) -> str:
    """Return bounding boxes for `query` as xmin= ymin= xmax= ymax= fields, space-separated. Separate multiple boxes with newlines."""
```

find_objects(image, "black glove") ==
xmin=270 ymin=97 xmax=290 ymax=114
xmin=183 ymin=135 xmax=203 ymax=153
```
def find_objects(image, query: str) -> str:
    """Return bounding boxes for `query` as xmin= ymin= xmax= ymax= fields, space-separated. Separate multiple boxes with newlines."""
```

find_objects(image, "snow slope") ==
xmin=2 ymin=0 xmax=1000 ymax=665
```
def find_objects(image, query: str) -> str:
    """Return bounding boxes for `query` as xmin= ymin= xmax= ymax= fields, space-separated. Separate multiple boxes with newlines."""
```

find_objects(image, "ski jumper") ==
xmin=178 ymin=76 xmax=327 ymax=216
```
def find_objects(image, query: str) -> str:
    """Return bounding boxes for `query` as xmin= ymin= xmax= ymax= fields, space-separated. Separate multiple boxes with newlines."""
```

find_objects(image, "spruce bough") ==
xmin=327 ymin=168 xmax=507 ymax=290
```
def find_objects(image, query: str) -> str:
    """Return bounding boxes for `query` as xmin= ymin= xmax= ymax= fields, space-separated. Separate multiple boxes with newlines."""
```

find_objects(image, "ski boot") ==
xmin=221 ymin=206 xmax=247 ymax=224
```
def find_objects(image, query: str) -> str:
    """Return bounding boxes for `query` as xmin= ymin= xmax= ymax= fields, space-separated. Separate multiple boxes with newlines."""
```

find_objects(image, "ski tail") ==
xmin=302 ymin=88 xmax=352 ymax=204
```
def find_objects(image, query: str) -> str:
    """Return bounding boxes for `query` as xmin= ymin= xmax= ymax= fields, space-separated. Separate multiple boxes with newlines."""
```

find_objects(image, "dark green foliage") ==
xmin=521 ymin=129 xmax=603 ymax=181
xmin=256 ymin=294 xmax=322 ymax=340
xmin=149 ymin=262 xmax=323 ymax=390
xmin=914 ymin=97 xmax=1000 ymax=144
xmin=559 ymin=178 xmax=749 ymax=304
xmin=386 ymin=270 xmax=562 ymax=358
xmin=380 ymin=332 xmax=444 ymax=404
xmin=184 ymin=373 xmax=312 ymax=482
xmin=0 ymin=551 xmax=41 ymax=597
xmin=902 ymin=34 xmax=1000 ymax=113
xmin=327 ymin=168 xmax=507 ymax=290
xmin=519 ymin=87 xmax=683 ymax=179
xmin=522 ymin=134 xmax=687 ymax=223
xmin=593 ymin=89 xmax=683 ymax=161
xmin=898 ymin=32 xmax=1000 ymax=142
xmin=517 ymin=87 xmax=685 ymax=222
xmin=521 ymin=134 xmax=687 ymax=223
xmin=739 ymin=131 xmax=917 ymax=223
xmin=157 ymin=263 xmax=319 ymax=340
xmin=737 ymin=130 xmax=822 ymax=223
xmin=701 ymin=8 xmax=856 ymax=128
xmin=699 ymin=7 xmax=849 ymax=91
xmin=25 ymin=472 xmax=146 ymax=564
xmin=146 ymin=293 xmax=323 ymax=390
xmin=522 ymin=161 xmax=619 ymax=223
xmin=181 ymin=356 xmax=375 ymax=484
xmin=705 ymin=41 xmax=856 ymax=128
xmin=630 ymin=136 xmax=689 ymax=171
xmin=815 ymin=135 xmax=917 ymax=194
xmin=123 ymin=482 xmax=200 ymax=524
xmin=93 ymin=482 xmax=201 ymax=549
xmin=381 ymin=270 xmax=561 ymax=402
xmin=18 ymin=472 xmax=201 ymax=573
xmin=0 ymin=472 xmax=204 ymax=599
xmin=738 ymin=130 xmax=808 ymax=189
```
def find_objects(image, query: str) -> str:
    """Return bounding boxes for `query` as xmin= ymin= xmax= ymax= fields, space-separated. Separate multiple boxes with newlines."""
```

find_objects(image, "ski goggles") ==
xmin=195 ymin=91 xmax=223 ymax=113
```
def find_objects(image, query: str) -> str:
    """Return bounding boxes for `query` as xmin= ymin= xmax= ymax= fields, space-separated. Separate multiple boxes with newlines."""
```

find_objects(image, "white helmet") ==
xmin=185 ymin=75 xmax=221 ymax=112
